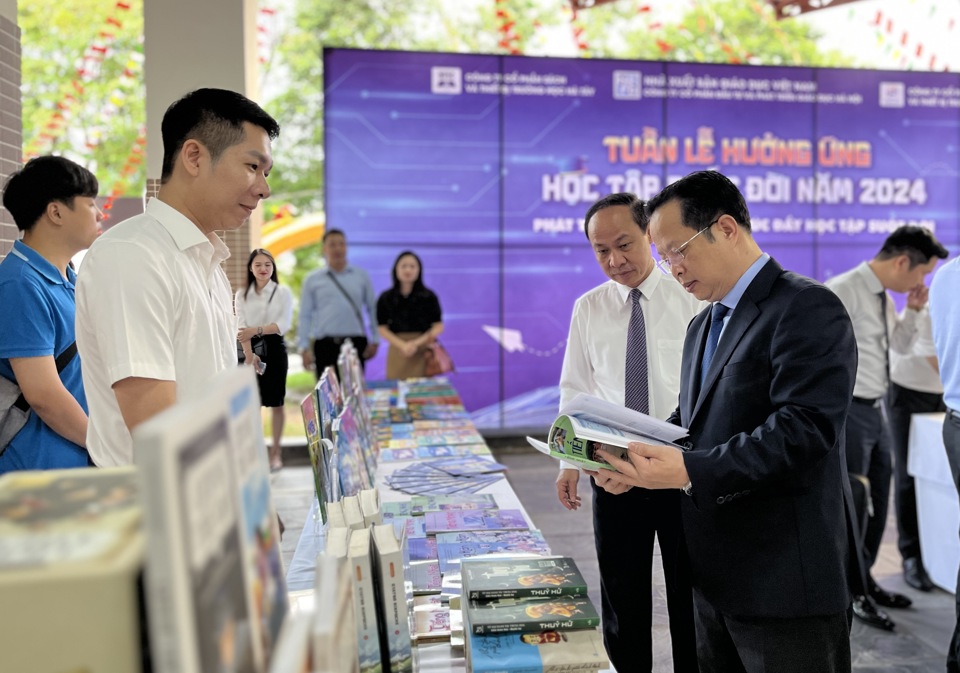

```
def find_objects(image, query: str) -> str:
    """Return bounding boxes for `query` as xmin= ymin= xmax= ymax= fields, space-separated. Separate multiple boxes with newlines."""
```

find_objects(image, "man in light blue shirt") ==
xmin=298 ymin=228 xmax=379 ymax=378
xmin=0 ymin=156 xmax=103 ymax=473
xmin=928 ymin=257 xmax=960 ymax=673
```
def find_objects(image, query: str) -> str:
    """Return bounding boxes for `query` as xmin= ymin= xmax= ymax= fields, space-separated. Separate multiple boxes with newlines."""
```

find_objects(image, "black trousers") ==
xmin=886 ymin=382 xmax=945 ymax=562
xmin=941 ymin=411 xmax=960 ymax=673
xmin=692 ymin=589 xmax=850 ymax=673
xmin=312 ymin=336 xmax=368 ymax=380
xmin=592 ymin=483 xmax=698 ymax=673
xmin=844 ymin=400 xmax=892 ymax=568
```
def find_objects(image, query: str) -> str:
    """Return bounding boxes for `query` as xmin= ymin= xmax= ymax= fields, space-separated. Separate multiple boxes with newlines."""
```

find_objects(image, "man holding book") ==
xmin=597 ymin=171 xmax=857 ymax=673
xmin=556 ymin=192 xmax=703 ymax=673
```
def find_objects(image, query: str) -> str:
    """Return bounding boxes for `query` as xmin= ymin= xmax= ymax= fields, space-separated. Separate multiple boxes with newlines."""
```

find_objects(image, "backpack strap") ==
xmin=12 ymin=341 xmax=78 ymax=412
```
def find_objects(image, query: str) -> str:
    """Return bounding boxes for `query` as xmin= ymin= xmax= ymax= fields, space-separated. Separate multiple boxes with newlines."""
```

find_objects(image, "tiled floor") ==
xmin=272 ymin=442 xmax=956 ymax=672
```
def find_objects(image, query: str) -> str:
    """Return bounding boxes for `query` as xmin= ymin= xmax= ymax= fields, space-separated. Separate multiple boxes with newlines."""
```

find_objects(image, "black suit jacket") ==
xmin=671 ymin=258 xmax=856 ymax=618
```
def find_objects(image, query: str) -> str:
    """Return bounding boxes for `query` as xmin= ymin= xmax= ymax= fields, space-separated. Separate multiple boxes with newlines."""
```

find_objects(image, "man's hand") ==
xmin=363 ymin=342 xmax=379 ymax=360
xmin=907 ymin=284 xmax=929 ymax=310
xmin=594 ymin=441 xmax=689 ymax=490
xmin=301 ymin=348 xmax=314 ymax=370
xmin=585 ymin=465 xmax=633 ymax=495
xmin=556 ymin=469 xmax=582 ymax=510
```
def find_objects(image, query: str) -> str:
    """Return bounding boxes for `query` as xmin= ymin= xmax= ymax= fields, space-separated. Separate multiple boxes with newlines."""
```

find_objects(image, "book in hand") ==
xmin=467 ymin=596 xmax=600 ymax=635
xmin=467 ymin=628 xmax=608 ymax=673
xmin=462 ymin=556 xmax=588 ymax=601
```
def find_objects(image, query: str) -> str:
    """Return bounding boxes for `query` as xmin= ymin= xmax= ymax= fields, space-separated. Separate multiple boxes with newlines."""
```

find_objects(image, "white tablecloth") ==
xmin=907 ymin=412 xmax=960 ymax=593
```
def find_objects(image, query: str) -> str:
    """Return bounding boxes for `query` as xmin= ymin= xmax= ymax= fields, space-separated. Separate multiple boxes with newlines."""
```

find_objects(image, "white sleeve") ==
xmin=275 ymin=285 xmax=294 ymax=336
xmin=235 ymin=290 xmax=248 ymax=328
xmin=557 ymin=297 xmax=594 ymax=472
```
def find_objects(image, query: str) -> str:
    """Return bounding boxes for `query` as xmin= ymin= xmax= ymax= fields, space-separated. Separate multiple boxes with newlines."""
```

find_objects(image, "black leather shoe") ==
xmin=868 ymin=580 xmax=913 ymax=609
xmin=903 ymin=557 xmax=935 ymax=592
xmin=852 ymin=595 xmax=895 ymax=631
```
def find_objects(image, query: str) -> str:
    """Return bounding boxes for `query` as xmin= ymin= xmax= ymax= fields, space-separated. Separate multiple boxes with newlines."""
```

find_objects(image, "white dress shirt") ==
xmin=76 ymin=197 xmax=237 ymax=467
xmin=890 ymin=307 xmax=942 ymax=394
xmin=826 ymin=261 xmax=919 ymax=399
xmin=558 ymin=270 xmax=706 ymax=469
xmin=235 ymin=280 xmax=294 ymax=335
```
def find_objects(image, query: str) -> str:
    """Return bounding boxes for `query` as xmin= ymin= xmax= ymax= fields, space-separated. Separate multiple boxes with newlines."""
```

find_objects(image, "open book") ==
xmin=526 ymin=392 xmax=689 ymax=472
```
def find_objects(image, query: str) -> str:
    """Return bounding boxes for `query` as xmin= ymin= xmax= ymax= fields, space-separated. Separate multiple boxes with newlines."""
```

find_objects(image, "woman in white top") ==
xmin=236 ymin=248 xmax=294 ymax=470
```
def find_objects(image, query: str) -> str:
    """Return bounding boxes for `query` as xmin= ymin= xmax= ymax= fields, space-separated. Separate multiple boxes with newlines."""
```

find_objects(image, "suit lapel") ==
xmin=689 ymin=258 xmax=783 ymax=423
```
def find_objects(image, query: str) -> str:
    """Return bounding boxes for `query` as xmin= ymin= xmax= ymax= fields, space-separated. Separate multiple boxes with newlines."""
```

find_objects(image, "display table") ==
xmin=907 ymin=412 xmax=960 ymax=593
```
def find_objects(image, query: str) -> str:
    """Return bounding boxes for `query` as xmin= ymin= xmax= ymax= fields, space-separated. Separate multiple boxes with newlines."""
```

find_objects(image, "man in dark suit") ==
xmin=596 ymin=171 xmax=856 ymax=672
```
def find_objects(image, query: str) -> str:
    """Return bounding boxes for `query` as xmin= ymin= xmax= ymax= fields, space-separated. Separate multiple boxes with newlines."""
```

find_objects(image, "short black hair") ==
xmin=2 ymin=155 xmax=99 ymax=232
xmin=160 ymin=88 xmax=280 ymax=182
xmin=323 ymin=227 xmax=345 ymax=243
xmin=583 ymin=192 xmax=645 ymax=240
xmin=876 ymin=226 xmax=948 ymax=268
xmin=645 ymin=170 xmax=751 ymax=242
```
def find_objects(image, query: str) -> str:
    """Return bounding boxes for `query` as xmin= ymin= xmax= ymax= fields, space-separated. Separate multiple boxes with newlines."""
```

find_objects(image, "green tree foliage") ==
xmin=573 ymin=0 xmax=853 ymax=67
xmin=19 ymin=0 xmax=145 ymax=196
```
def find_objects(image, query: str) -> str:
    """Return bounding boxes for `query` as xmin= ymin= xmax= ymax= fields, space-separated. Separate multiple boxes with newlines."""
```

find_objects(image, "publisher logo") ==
xmin=613 ymin=70 xmax=642 ymax=100
xmin=879 ymin=81 xmax=905 ymax=108
xmin=431 ymin=66 xmax=462 ymax=95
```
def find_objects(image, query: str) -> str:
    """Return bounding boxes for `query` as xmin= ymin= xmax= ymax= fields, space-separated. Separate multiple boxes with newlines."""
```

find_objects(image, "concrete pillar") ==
xmin=143 ymin=0 xmax=263 ymax=291
xmin=0 ymin=0 xmax=19 ymax=259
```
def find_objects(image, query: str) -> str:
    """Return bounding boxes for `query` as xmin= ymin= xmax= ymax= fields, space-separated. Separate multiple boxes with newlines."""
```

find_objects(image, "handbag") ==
xmin=237 ymin=285 xmax=277 ymax=363
xmin=424 ymin=340 xmax=455 ymax=377
xmin=0 ymin=342 xmax=78 ymax=454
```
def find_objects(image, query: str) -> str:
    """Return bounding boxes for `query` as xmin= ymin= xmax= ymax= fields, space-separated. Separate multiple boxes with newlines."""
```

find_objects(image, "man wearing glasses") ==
xmin=596 ymin=171 xmax=857 ymax=672
xmin=556 ymin=192 xmax=703 ymax=672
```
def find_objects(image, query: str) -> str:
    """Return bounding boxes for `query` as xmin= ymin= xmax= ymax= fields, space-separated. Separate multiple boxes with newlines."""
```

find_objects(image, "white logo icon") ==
xmin=431 ymin=67 xmax=462 ymax=95
xmin=613 ymin=70 xmax=642 ymax=100
xmin=879 ymin=81 xmax=905 ymax=108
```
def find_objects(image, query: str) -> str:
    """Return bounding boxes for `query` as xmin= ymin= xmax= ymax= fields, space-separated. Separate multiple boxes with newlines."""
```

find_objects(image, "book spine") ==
xmin=377 ymin=548 xmax=413 ymax=673
xmin=352 ymin=550 xmax=383 ymax=673
xmin=470 ymin=615 xmax=601 ymax=635
xmin=467 ymin=586 xmax=587 ymax=601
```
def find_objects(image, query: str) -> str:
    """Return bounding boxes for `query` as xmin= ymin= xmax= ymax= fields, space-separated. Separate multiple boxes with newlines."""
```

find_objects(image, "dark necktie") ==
xmin=624 ymin=288 xmax=649 ymax=414
xmin=879 ymin=291 xmax=890 ymax=388
xmin=701 ymin=303 xmax=730 ymax=388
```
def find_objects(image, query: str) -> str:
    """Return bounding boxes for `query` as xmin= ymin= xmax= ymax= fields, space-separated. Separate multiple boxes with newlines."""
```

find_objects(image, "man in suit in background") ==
xmin=556 ymin=192 xmax=702 ymax=672
xmin=596 ymin=170 xmax=856 ymax=672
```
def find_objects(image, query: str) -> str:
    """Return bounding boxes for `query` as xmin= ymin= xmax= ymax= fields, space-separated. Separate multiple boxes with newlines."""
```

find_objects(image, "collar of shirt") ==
xmin=615 ymin=266 xmax=664 ymax=304
xmin=854 ymin=261 xmax=885 ymax=295
xmin=718 ymin=252 xmax=771 ymax=311
xmin=11 ymin=239 xmax=76 ymax=287
xmin=146 ymin=197 xmax=231 ymax=270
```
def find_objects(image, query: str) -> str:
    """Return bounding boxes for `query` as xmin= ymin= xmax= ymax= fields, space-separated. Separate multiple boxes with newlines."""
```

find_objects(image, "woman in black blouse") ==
xmin=377 ymin=251 xmax=443 ymax=379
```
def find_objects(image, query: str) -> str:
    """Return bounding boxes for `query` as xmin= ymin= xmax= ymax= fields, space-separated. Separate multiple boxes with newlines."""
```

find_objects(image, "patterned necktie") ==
xmin=624 ymin=288 xmax=649 ymax=414
xmin=701 ymin=303 xmax=730 ymax=388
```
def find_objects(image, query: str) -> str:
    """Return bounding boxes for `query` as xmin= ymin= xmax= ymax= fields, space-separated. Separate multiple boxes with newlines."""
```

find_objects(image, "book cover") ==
xmin=409 ymin=493 xmax=497 ymax=514
xmin=427 ymin=455 xmax=509 ymax=476
xmin=333 ymin=406 xmax=371 ymax=496
xmin=299 ymin=391 xmax=329 ymax=524
xmin=437 ymin=536 xmax=552 ymax=575
xmin=371 ymin=524 xmax=414 ymax=673
xmin=347 ymin=528 xmax=383 ymax=673
xmin=407 ymin=536 xmax=438 ymax=562
xmin=411 ymin=606 xmax=451 ymax=642
xmin=467 ymin=628 xmax=608 ymax=673
xmin=467 ymin=596 xmax=600 ymax=635
xmin=134 ymin=378 xmax=257 ymax=673
xmin=317 ymin=367 xmax=343 ymax=441
xmin=462 ymin=557 xmax=588 ymax=601
xmin=225 ymin=375 xmax=289 ymax=667
xmin=0 ymin=467 xmax=144 ymax=673
xmin=320 ymin=438 xmax=342 ymax=506
xmin=424 ymin=509 xmax=529 ymax=535
xmin=313 ymin=552 xmax=357 ymax=673
xmin=408 ymin=560 xmax=442 ymax=594
xmin=380 ymin=501 xmax=413 ymax=520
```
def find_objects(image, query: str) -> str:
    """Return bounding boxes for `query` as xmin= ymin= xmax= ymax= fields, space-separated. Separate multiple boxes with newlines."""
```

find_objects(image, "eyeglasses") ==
xmin=656 ymin=217 xmax=721 ymax=272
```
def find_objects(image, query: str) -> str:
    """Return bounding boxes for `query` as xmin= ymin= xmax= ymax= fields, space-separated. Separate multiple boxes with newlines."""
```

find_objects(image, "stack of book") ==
xmin=461 ymin=557 xmax=608 ymax=673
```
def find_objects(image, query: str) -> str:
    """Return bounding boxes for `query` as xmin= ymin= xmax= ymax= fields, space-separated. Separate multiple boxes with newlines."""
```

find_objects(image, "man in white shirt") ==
xmin=826 ymin=226 xmax=947 ymax=628
xmin=556 ymin=193 xmax=703 ymax=673
xmin=76 ymin=88 xmax=280 ymax=466
xmin=887 ymin=307 xmax=943 ymax=592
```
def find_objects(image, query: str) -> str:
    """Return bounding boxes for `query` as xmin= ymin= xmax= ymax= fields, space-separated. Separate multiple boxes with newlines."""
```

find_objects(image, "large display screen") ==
xmin=324 ymin=48 xmax=960 ymax=430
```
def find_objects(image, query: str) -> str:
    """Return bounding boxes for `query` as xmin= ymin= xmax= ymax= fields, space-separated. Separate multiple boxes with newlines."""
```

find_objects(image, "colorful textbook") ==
xmin=461 ymin=557 xmax=588 ymax=601
xmin=134 ymin=366 xmax=287 ymax=673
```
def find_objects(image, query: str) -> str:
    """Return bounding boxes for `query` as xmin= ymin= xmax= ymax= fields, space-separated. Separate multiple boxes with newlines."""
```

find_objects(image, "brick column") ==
xmin=0 ymin=0 xmax=19 ymax=260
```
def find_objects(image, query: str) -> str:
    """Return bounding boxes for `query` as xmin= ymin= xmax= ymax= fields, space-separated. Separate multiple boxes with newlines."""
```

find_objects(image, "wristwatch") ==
xmin=257 ymin=326 xmax=263 ymax=336
xmin=681 ymin=481 xmax=693 ymax=496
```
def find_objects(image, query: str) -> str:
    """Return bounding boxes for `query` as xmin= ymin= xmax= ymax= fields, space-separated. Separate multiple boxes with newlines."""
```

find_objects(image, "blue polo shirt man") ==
xmin=0 ymin=156 xmax=102 ymax=473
